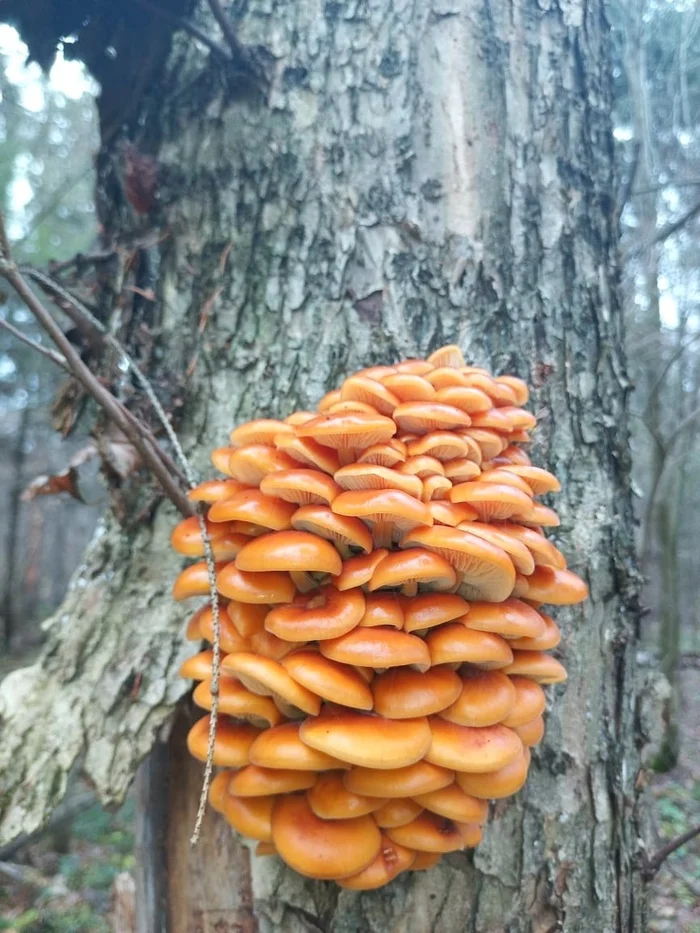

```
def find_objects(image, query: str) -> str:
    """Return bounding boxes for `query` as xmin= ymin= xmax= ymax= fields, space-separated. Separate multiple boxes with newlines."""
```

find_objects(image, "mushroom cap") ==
xmin=457 ymin=522 xmax=535 ymax=575
xmin=222 ymin=792 xmax=276 ymax=842
xmin=185 ymin=605 xmax=206 ymax=641
xmin=427 ymin=345 xmax=465 ymax=368
xmin=334 ymin=463 xmax=422 ymax=498
xmin=476 ymin=468 xmax=534 ymax=495
xmin=434 ymin=386 xmax=492 ymax=413
xmin=495 ymin=523 xmax=566 ymax=570
xmin=188 ymin=478 xmax=249 ymax=502
xmin=226 ymin=601 xmax=268 ymax=637
xmin=498 ymin=465 xmax=560 ymax=495
xmin=340 ymin=375 xmax=400 ymax=415
xmin=249 ymin=629 xmax=303 ymax=661
xmin=425 ymin=718 xmax=523 ymax=772
xmin=179 ymin=649 xmax=219 ymax=681
xmin=230 ymin=419 xmax=294 ymax=448
xmin=462 ymin=372 xmax=516 ymax=406
xmin=274 ymin=433 xmax=342 ymax=474
xmin=421 ymin=474 xmax=453 ymax=501
xmin=373 ymin=798 xmax=424 ymax=828
xmin=397 ymin=455 xmax=445 ymax=478
xmin=320 ymin=627 xmax=431 ymax=671
xmin=208 ymin=489 xmax=297 ymax=529
xmin=393 ymin=402 xmax=472 ymax=434
xmin=187 ymin=716 xmax=260 ymax=767
xmin=197 ymin=605 xmax=251 ymax=653
xmin=208 ymin=770 xmax=232 ymax=813
xmin=221 ymin=653 xmax=322 ymax=715
xmin=402 ymin=592 xmax=471 ymax=633
xmin=426 ymin=624 xmax=514 ymax=669
xmin=317 ymin=389 xmax=342 ymax=411
xmin=291 ymin=504 xmax=373 ymax=554
xmin=284 ymin=411 xmax=317 ymax=425
xmin=211 ymin=446 xmax=238 ymax=475
xmin=408 ymin=851 xmax=442 ymax=871
xmin=327 ymin=400 xmax=383 ymax=416
xmin=335 ymin=549 xmax=389 ymax=591
xmin=343 ymin=760 xmax=454 ymax=798
xmin=501 ymin=650 xmax=567 ymax=683
xmin=360 ymin=592 xmax=404 ymax=629
xmin=385 ymin=812 xmax=467 ymax=853
xmin=235 ymin=530 xmax=342 ymax=575
xmin=193 ymin=677 xmax=281 ymax=728
xmin=372 ymin=667 xmax=463 ymax=719
xmin=469 ymin=408 xmax=518 ymax=433
xmin=216 ymin=564 xmax=296 ymax=604
xmin=173 ymin=561 xmax=226 ymax=601
xmin=461 ymin=429 xmax=507 ymax=460
xmin=496 ymin=444 xmax=532 ymax=465
xmin=413 ymin=784 xmax=489 ymax=823
xmin=495 ymin=375 xmax=529 ymax=405
xmin=400 ymin=526 xmax=515 ymax=602
xmin=299 ymin=711 xmax=432 ymax=769
xmin=332 ymin=489 xmax=433 ymax=535
xmin=369 ymin=548 xmax=457 ymax=592
xmin=228 ymin=765 xmax=316 ymax=797
xmin=442 ymin=458 xmax=482 ymax=483
xmin=523 ymin=566 xmax=588 ymax=604
xmin=513 ymin=502 xmax=561 ymax=527
xmin=461 ymin=599 xmax=546 ymax=640
xmin=509 ymin=613 xmax=561 ymax=651
xmin=383 ymin=373 xmax=436 ymax=402
xmin=514 ymin=714 xmax=545 ymax=747
xmin=253 ymin=841 xmax=278 ymax=856
xmin=227 ymin=445 xmax=297 ymax=485
xmin=449 ymin=482 xmax=533 ymax=521
xmin=455 ymin=747 xmax=531 ymax=799
xmin=357 ymin=440 xmax=407 ymax=467
xmin=259 ymin=468 xmax=341 ymax=505
xmin=271 ymin=795 xmax=382 ymax=880
xmin=427 ymin=500 xmax=479 ymax=527
xmin=441 ymin=669 xmax=517 ymax=727
xmin=249 ymin=722 xmax=348 ymax=771
xmin=170 ymin=517 xmax=248 ymax=560
xmin=338 ymin=834 xmax=416 ymax=889
xmin=266 ymin=586 xmax=365 ymax=642
xmin=296 ymin=411 xmax=397 ymax=449
xmin=307 ymin=772 xmax=384 ymax=820
xmin=498 ymin=407 xmax=537 ymax=431
xmin=502 ymin=676 xmax=547 ymax=727
xmin=281 ymin=650 xmax=374 ymax=710
xmin=407 ymin=431 xmax=469 ymax=461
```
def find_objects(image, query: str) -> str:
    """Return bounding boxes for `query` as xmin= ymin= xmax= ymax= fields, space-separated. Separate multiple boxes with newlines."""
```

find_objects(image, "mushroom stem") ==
xmin=373 ymin=521 xmax=393 ymax=549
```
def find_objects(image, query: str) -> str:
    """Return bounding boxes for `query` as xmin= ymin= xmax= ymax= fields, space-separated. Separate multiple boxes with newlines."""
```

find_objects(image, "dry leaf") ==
xmin=97 ymin=428 xmax=142 ymax=480
xmin=22 ymin=442 xmax=98 ymax=502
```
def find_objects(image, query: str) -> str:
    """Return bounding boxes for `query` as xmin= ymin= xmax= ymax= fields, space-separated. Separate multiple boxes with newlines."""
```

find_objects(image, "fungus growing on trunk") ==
xmin=172 ymin=344 xmax=587 ymax=887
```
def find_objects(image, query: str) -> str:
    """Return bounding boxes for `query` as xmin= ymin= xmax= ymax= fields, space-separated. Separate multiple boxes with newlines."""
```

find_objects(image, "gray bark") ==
xmin=0 ymin=1 xmax=644 ymax=931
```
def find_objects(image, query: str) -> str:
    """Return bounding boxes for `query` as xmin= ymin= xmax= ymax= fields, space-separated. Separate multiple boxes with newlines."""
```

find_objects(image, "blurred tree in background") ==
xmin=0 ymin=33 xmax=101 ymax=653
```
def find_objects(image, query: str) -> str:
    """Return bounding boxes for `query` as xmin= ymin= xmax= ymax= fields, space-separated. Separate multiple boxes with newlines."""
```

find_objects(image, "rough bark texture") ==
xmin=0 ymin=1 xmax=645 ymax=931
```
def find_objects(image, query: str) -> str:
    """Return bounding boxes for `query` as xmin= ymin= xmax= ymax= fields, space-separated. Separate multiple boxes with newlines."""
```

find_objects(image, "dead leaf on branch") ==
xmin=97 ymin=427 xmax=142 ymax=480
xmin=21 ymin=442 xmax=98 ymax=502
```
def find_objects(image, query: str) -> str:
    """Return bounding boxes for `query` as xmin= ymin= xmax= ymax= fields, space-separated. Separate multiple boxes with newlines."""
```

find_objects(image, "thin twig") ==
xmin=0 ymin=318 xmax=70 ymax=372
xmin=0 ymin=259 xmax=191 ymax=516
xmin=643 ymin=823 xmax=700 ymax=880
xmin=3 ymin=211 xmax=220 ymax=842
xmin=206 ymin=0 xmax=265 ymax=83
xmin=129 ymin=0 xmax=231 ymax=63
xmin=48 ymin=250 xmax=116 ymax=277
xmin=629 ymin=195 xmax=700 ymax=257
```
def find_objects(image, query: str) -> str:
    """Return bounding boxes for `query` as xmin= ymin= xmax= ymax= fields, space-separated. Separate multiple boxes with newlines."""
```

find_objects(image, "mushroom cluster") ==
xmin=172 ymin=344 xmax=587 ymax=889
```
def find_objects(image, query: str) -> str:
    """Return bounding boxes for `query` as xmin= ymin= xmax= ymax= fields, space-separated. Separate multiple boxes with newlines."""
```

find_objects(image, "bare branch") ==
xmin=643 ymin=330 xmax=700 ymax=420
xmin=615 ymin=140 xmax=641 ymax=228
xmin=0 ymin=255 xmax=192 ymax=516
xmin=629 ymin=196 xmax=700 ymax=257
xmin=642 ymin=823 xmax=700 ymax=880
xmin=0 ymin=317 xmax=70 ymax=372
xmin=128 ymin=0 xmax=231 ymax=63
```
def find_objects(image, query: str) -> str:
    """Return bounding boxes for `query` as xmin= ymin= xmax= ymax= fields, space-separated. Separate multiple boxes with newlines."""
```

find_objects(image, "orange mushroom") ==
xmin=442 ymin=669 xmax=517 ymax=727
xmin=249 ymin=722 xmax=347 ymax=771
xmin=338 ymin=835 xmax=416 ymax=889
xmin=372 ymin=667 xmax=462 ymax=718
xmin=299 ymin=711 xmax=432 ymax=769
xmin=265 ymin=585 xmax=364 ymax=641
xmin=307 ymin=772 xmax=383 ymax=820
xmin=343 ymin=760 xmax=454 ymax=798
xmin=271 ymin=795 xmax=381 ymax=880
xmin=425 ymin=718 xmax=523 ymax=772
xmin=320 ymin=627 xmax=431 ymax=671
xmin=207 ymin=489 xmax=296 ymax=530
xmin=281 ymin=650 xmax=373 ymax=710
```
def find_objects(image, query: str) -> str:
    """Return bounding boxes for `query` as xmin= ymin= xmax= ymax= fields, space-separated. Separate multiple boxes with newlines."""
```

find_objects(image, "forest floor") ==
xmin=0 ymin=671 xmax=698 ymax=932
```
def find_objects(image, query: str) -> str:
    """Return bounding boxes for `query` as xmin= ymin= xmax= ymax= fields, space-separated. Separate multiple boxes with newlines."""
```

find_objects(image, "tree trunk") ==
xmin=0 ymin=1 xmax=644 ymax=931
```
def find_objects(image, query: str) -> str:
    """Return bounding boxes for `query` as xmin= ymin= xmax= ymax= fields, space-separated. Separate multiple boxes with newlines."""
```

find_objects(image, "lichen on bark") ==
xmin=1 ymin=0 xmax=645 ymax=930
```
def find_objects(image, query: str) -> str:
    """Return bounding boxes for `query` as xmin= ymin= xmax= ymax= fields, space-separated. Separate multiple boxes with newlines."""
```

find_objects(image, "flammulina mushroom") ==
xmin=171 ymin=343 xmax=588 ymax=888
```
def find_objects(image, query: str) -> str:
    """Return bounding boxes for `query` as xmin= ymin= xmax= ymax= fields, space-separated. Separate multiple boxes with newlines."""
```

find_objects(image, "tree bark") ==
xmin=0 ymin=1 xmax=645 ymax=932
